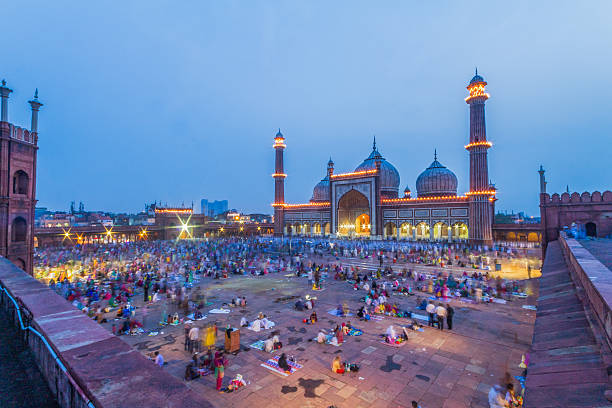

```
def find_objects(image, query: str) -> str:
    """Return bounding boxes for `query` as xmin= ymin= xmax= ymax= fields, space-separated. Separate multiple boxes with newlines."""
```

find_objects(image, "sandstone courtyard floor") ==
xmin=104 ymin=258 xmax=537 ymax=408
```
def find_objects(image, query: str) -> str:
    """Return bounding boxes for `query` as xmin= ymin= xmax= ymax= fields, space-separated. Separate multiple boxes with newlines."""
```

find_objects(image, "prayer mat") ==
xmin=347 ymin=328 xmax=363 ymax=336
xmin=370 ymin=315 xmax=384 ymax=321
xmin=249 ymin=340 xmax=266 ymax=351
xmin=187 ymin=313 xmax=207 ymax=321
xmin=411 ymin=313 xmax=428 ymax=322
xmin=522 ymin=305 xmax=537 ymax=310
xmin=492 ymin=298 xmax=507 ymax=304
xmin=380 ymin=339 xmax=407 ymax=348
xmin=197 ymin=368 xmax=213 ymax=377
xmin=209 ymin=308 xmax=231 ymax=314
xmin=260 ymin=355 xmax=303 ymax=377
xmin=327 ymin=309 xmax=354 ymax=317
xmin=512 ymin=292 xmax=528 ymax=299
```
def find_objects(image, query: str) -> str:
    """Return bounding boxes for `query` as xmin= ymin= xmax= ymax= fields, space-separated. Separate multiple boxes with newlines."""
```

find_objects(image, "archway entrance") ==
xmin=337 ymin=189 xmax=370 ymax=237
xmin=586 ymin=222 xmax=597 ymax=237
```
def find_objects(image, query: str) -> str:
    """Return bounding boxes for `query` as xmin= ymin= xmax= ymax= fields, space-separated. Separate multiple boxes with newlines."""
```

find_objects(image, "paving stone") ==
xmin=465 ymin=364 xmax=486 ymax=375
xmin=362 ymin=346 xmax=377 ymax=354
xmin=336 ymin=384 xmax=357 ymax=398
xmin=359 ymin=389 xmax=378 ymax=403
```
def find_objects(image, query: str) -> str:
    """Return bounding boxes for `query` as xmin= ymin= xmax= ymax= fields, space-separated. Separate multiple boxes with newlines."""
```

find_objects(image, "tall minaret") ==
xmin=465 ymin=69 xmax=494 ymax=246
xmin=272 ymin=129 xmax=286 ymax=236
xmin=0 ymin=79 xmax=12 ymax=122
xmin=538 ymin=165 xmax=546 ymax=194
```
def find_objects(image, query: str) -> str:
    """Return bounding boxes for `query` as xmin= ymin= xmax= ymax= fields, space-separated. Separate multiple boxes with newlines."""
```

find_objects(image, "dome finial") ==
xmin=34 ymin=88 xmax=38 ymax=99
xmin=373 ymin=135 xmax=377 ymax=151
xmin=475 ymin=67 xmax=478 ymax=76
xmin=434 ymin=148 xmax=437 ymax=161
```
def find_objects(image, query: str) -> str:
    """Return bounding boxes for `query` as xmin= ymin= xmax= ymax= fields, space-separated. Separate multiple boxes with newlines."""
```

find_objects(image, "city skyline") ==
xmin=3 ymin=1 xmax=611 ymax=215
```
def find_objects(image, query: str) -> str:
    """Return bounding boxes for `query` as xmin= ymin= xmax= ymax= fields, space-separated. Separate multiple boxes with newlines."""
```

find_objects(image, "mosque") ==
xmin=272 ymin=71 xmax=496 ymax=245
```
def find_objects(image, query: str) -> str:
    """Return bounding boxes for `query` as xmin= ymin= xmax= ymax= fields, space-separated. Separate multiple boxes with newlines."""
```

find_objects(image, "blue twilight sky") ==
xmin=2 ymin=1 xmax=611 ymax=215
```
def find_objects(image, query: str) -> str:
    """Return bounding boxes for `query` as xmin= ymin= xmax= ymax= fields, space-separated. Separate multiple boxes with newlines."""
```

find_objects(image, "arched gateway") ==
xmin=337 ymin=189 xmax=370 ymax=237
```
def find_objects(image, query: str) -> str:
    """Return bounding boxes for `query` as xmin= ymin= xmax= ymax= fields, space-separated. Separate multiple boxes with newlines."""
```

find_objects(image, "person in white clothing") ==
xmin=426 ymin=301 xmax=436 ymax=327
xmin=435 ymin=303 xmax=447 ymax=330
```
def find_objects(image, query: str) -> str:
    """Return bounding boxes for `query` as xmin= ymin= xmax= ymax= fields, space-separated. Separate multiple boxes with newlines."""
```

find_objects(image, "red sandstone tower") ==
xmin=0 ymin=80 xmax=41 ymax=273
xmin=272 ymin=129 xmax=286 ymax=236
xmin=465 ymin=70 xmax=494 ymax=246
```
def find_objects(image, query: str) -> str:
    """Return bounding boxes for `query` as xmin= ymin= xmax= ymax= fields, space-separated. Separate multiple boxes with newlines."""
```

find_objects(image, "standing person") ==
xmin=189 ymin=325 xmax=200 ymax=353
xmin=213 ymin=351 xmax=227 ymax=391
xmin=143 ymin=278 xmax=149 ymax=302
xmin=446 ymin=304 xmax=454 ymax=330
xmin=184 ymin=323 xmax=191 ymax=351
xmin=426 ymin=301 xmax=436 ymax=327
xmin=411 ymin=402 xmax=421 ymax=408
xmin=435 ymin=303 xmax=447 ymax=331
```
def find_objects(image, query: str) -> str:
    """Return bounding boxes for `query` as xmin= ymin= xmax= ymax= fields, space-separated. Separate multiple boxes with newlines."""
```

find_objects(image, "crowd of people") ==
xmin=32 ymin=236 xmax=529 ymax=406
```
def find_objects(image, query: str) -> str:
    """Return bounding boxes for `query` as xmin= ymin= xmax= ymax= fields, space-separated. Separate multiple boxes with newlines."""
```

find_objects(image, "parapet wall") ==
xmin=541 ymin=190 xmax=612 ymax=204
xmin=559 ymin=234 xmax=612 ymax=351
xmin=0 ymin=257 xmax=213 ymax=408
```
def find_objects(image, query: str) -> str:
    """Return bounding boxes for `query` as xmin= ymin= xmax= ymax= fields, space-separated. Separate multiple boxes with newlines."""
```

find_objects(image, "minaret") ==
xmin=0 ymin=80 xmax=13 ymax=122
xmin=28 ymin=89 xmax=43 ymax=134
xmin=465 ymin=69 xmax=494 ymax=246
xmin=272 ymin=129 xmax=286 ymax=236
xmin=538 ymin=165 xmax=546 ymax=194
xmin=327 ymin=157 xmax=334 ymax=177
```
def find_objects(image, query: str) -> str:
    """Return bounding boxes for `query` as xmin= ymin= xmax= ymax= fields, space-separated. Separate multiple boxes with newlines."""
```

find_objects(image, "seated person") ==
xmin=278 ymin=353 xmax=291 ymax=373
xmin=261 ymin=317 xmax=274 ymax=330
xmin=184 ymin=362 xmax=200 ymax=381
xmin=305 ymin=299 xmax=313 ymax=310
xmin=240 ymin=317 xmax=249 ymax=327
xmin=240 ymin=296 xmax=247 ymax=307
xmin=272 ymin=334 xmax=282 ymax=349
xmin=332 ymin=355 xmax=345 ymax=374
xmin=317 ymin=331 xmax=326 ymax=344
xmin=250 ymin=319 xmax=262 ymax=332
xmin=264 ymin=337 xmax=274 ymax=353
xmin=385 ymin=325 xmax=397 ymax=342
xmin=294 ymin=300 xmax=305 ymax=311
xmin=309 ymin=311 xmax=318 ymax=324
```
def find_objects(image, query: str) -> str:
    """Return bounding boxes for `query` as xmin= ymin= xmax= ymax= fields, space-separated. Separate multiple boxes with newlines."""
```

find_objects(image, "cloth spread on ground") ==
xmin=249 ymin=340 xmax=274 ymax=352
xmin=260 ymin=355 xmax=303 ymax=376
xmin=209 ymin=308 xmax=231 ymax=314
xmin=347 ymin=328 xmax=363 ymax=336
xmin=327 ymin=309 xmax=354 ymax=317
xmin=187 ymin=313 xmax=207 ymax=320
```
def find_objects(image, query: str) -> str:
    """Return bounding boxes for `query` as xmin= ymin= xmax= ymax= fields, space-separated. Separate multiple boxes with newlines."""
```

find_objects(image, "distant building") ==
xmin=201 ymin=199 xmax=228 ymax=217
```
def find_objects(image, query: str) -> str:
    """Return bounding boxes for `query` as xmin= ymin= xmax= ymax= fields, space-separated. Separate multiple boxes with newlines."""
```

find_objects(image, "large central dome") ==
xmin=354 ymin=139 xmax=400 ymax=198
xmin=416 ymin=152 xmax=458 ymax=197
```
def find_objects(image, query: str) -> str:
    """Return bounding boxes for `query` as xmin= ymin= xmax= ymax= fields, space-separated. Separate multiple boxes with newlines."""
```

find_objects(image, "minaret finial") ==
xmin=373 ymin=135 xmax=376 ymax=150
xmin=1 ymin=79 xmax=5 ymax=87
xmin=434 ymin=148 xmax=437 ymax=161
xmin=475 ymin=67 xmax=478 ymax=76
xmin=566 ymin=185 xmax=570 ymax=193
xmin=34 ymin=88 xmax=38 ymax=99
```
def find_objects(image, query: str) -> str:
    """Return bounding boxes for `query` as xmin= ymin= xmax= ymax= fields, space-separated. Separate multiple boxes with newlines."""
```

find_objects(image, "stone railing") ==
xmin=559 ymin=233 xmax=612 ymax=351
xmin=0 ymin=257 xmax=212 ymax=408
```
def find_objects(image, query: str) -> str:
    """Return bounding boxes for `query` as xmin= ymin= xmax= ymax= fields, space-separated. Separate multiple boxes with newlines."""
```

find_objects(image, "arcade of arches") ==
xmin=383 ymin=221 xmax=469 ymax=241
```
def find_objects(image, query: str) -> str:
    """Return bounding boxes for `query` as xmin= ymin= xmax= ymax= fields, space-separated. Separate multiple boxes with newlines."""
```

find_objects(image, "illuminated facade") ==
xmin=0 ymin=80 xmax=41 ymax=273
xmin=272 ymin=72 xmax=497 ymax=244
